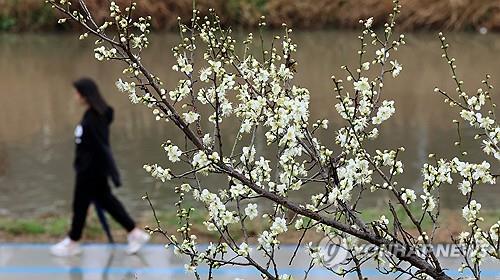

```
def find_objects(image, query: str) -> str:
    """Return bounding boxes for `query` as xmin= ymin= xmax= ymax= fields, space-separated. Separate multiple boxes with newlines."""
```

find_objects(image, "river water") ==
xmin=0 ymin=31 xmax=499 ymax=218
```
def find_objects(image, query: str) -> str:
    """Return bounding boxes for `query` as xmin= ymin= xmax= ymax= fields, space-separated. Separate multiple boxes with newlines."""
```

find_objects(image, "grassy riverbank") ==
xmin=2 ymin=207 xmax=499 ymax=244
xmin=2 ymin=0 xmax=500 ymax=32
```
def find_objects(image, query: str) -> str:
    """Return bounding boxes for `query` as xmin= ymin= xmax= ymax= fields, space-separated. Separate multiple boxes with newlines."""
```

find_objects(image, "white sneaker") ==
xmin=50 ymin=237 xmax=82 ymax=257
xmin=127 ymin=228 xmax=150 ymax=254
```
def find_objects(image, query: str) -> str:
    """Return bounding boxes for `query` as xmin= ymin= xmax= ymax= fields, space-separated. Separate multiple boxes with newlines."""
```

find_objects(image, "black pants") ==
xmin=69 ymin=174 xmax=135 ymax=241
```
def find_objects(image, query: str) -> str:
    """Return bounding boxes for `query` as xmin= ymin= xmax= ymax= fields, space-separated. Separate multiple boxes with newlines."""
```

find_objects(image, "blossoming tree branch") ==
xmin=48 ymin=0 xmax=499 ymax=279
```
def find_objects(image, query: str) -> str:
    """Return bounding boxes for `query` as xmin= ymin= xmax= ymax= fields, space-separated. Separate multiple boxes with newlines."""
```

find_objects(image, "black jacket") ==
xmin=74 ymin=107 xmax=121 ymax=187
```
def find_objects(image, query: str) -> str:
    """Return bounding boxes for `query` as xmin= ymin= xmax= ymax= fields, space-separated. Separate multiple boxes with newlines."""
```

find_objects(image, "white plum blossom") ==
xmin=240 ymin=146 xmax=256 ymax=164
xmin=375 ymin=47 xmax=389 ymax=62
xmin=229 ymin=183 xmax=247 ymax=198
xmin=420 ymin=193 xmax=436 ymax=212
xmin=272 ymin=83 xmax=282 ymax=95
xmin=362 ymin=62 xmax=370 ymax=70
xmin=458 ymin=180 xmax=472 ymax=195
xmin=400 ymin=188 xmax=416 ymax=204
xmin=180 ymin=183 xmax=191 ymax=192
xmin=463 ymin=200 xmax=482 ymax=224
xmin=169 ymin=80 xmax=191 ymax=101
xmin=256 ymin=69 xmax=270 ymax=83
xmin=257 ymin=230 xmax=274 ymax=251
xmin=114 ymin=79 xmax=140 ymax=104
xmin=128 ymin=92 xmax=139 ymax=104
xmin=245 ymin=203 xmax=258 ymax=220
xmin=270 ymin=217 xmax=288 ymax=235
xmin=294 ymin=218 xmax=304 ymax=230
xmin=202 ymin=134 xmax=213 ymax=146
xmin=307 ymin=244 xmax=325 ymax=266
xmin=164 ymin=144 xmax=182 ymax=162
xmin=372 ymin=100 xmax=395 ymax=125
xmin=208 ymin=60 xmax=223 ymax=74
xmin=354 ymin=77 xmax=371 ymax=92
xmin=183 ymin=111 xmax=200 ymax=124
xmin=390 ymin=60 xmax=402 ymax=77
xmin=364 ymin=17 xmax=374 ymax=28
xmin=172 ymin=54 xmax=193 ymax=74
xmin=192 ymin=151 xmax=210 ymax=173
xmin=237 ymin=242 xmax=251 ymax=257
xmin=240 ymin=120 xmax=253 ymax=133
xmin=379 ymin=215 xmax=390 ymax=225
xmin=115 ymin=78 xmax=129 ymax=92
xmin=199 ymin=68 xmax=212 ymax=82
xmin=143 ymin=164 xmax=171 ymax=182
xmin=251 ymin=157 xmax=272 ymax=182
xmin=94 ymin=46 xmax=116 ymax=61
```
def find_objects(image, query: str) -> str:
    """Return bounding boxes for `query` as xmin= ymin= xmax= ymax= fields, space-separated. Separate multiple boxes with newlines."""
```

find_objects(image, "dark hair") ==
xmin=73 ymin=77 xmax=109 ymax=115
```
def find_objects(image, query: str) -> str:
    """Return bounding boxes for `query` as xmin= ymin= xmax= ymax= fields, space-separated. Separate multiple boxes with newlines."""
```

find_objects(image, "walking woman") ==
xmin=51 ymin=78 xmax=149 ymax=256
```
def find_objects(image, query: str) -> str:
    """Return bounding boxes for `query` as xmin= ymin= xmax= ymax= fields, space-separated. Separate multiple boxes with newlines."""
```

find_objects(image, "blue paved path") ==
xmin=1 ymin=243 xmax=499 ymax=279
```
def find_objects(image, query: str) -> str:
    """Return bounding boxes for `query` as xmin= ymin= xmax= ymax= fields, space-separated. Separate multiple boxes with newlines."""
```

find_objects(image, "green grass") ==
xmin=0 ymin=219 xmax=46 ymax=235
xmin=0 ymin=215 xmax=114 ymax=239
xmin=1 ymin=207 xmax=498 ymax=243
xmin=0 ymin=15 xmax=16 ymax=31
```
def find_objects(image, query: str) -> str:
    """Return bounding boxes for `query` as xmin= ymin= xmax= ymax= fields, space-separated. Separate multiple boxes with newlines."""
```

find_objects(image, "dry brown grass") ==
xmin=401 ymin=0 xmax=500 ymax=31
xmin=79 ymin=0 xmax=223 ymax=30
xmin=2 ymin=0 xmax=500 ymax=31
xmin=266 ymin=0 xmax=500 ymax=31
xmin=0 ymin=0 xmax=54 ymax=31
xmin=265 ymin=0 xmax=342 ymax=28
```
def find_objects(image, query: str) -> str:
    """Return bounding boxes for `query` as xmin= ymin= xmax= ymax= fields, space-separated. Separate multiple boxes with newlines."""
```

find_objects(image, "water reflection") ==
xmin=69 ymin=267 xmax=83 ymax=280
xmin=0 ymin=31 xmax=499 ymax=217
